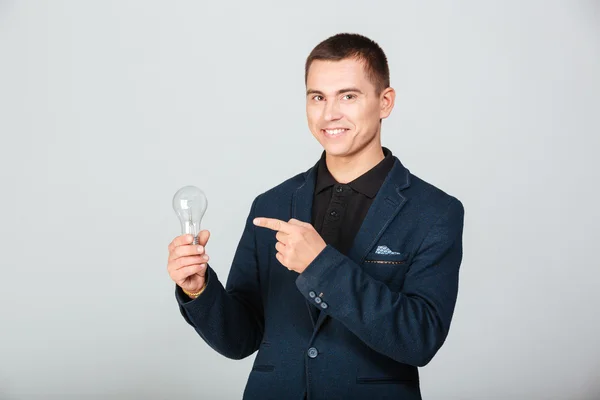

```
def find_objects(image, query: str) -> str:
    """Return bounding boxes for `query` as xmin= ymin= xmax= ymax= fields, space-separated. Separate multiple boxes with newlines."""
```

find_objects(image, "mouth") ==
xmin=321 ymin=128 xmax=349 ymax=138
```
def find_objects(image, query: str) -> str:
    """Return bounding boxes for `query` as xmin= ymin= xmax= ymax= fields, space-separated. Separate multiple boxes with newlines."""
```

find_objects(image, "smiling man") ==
xmin=168 ymin=33 xmax=465 ymax=400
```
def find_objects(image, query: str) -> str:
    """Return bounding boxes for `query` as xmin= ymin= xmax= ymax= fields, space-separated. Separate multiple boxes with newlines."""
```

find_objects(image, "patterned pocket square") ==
xmin=375 ymin=245 xmax=402 ymax=255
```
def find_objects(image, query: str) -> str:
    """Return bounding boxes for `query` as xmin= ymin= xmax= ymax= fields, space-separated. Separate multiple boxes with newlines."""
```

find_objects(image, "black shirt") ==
xmin=311 ymin=146 xmax=395 ymax=257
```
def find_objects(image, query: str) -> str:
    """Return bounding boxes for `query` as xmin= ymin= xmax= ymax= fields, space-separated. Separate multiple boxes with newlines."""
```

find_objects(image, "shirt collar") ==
xmin=314 ymin=146 xmax=395 ymax=198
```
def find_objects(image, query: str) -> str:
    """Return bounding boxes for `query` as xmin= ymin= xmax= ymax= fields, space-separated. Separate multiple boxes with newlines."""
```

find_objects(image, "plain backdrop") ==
xmin=1 ymin=1 xmax=599 ymax=399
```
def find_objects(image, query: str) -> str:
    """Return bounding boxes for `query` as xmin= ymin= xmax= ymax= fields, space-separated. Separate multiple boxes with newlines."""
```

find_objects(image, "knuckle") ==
xmin=173 ymin=247 xmax=181 ymax=258
xmin=184 ymin=257 xmax=197 ymax=267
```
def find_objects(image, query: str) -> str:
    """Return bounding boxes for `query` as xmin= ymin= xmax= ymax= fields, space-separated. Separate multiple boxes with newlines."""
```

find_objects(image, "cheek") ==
xmin=306 ymin=114 xmax=321 ymax=137
xmin=306 ymin=106 xmax=319 ymax=125
xmin=345 ymin=105 xmax=371 ymax=127
xmin=358 ymin=103 xmax=381 ymax=126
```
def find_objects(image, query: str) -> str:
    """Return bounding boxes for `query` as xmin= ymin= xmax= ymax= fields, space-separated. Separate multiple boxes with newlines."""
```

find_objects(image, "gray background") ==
xmin=1 ymin=1 xmax=599 ymax=399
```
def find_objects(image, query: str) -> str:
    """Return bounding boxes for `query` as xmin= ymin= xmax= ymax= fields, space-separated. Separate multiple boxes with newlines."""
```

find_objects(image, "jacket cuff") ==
xmin=175 ymin=265 xmax=218 ymax=318
xmin=295 ymin=245 xmax=345 ymax=311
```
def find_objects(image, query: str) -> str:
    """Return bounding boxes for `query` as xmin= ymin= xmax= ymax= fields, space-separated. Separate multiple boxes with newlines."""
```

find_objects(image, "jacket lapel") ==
xmin=346 ymin=157 xmax=411 ymax=265
xmin=291 ymin=161 xmax=317 ymax=228
xmin=291 ymin=161 xmax=319 ymax=326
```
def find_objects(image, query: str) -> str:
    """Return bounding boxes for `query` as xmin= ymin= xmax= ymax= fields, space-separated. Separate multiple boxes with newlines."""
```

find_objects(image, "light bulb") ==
xmin=172 ymin=185 xmax=208 ymax=245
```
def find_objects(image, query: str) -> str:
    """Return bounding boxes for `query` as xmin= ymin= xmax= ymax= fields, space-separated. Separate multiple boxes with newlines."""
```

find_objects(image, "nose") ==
xmin=323 ymin=99 xmax=342 ymax=122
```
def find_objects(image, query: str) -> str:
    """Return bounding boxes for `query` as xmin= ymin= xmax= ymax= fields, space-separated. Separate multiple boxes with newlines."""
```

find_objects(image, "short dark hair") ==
xmin=305 ymin=33 xmax=390 ymax=95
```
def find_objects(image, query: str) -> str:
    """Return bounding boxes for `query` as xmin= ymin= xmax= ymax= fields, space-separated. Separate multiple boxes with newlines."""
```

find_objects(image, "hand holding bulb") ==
xmin=167 ymin=231 xmax=211 ymax=296
xmin=167 ymin=186 xmax=210 ymax=297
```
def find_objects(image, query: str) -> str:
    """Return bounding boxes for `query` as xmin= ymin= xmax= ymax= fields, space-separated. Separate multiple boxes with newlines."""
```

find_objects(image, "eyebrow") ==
xmin=306 ymin=87 xmax=364 ymax=96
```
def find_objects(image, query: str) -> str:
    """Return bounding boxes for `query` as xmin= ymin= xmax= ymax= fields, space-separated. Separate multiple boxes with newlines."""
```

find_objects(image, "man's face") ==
xmin=305 ymin=58 xmax=393 ymax=158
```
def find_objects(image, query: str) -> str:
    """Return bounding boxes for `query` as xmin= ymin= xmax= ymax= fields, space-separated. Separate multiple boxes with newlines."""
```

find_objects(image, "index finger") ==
xmin=253 ymin=217 xmax=294 ymax=233
xmin=168 ymin=234 xmax=194 ymax=253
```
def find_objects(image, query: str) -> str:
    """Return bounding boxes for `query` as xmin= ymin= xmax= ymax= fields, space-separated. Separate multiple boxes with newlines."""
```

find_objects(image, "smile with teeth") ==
xmin=323 ymin=128 xmax=348 ymax=135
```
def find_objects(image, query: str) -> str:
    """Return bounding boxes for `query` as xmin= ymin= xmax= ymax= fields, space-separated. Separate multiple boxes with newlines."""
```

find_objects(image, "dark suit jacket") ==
xmin=175 ymin=155 xmax=465 ymax=400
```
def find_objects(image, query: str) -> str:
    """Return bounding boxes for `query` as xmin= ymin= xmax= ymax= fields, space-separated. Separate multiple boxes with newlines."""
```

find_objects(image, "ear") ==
xmin=379 ymin=87 xmax=396 ymax=120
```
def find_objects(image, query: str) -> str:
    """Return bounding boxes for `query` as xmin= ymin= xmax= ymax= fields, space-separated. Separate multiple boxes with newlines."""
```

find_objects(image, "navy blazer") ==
xmin=175 ymin=155 xmax=465 ymax=400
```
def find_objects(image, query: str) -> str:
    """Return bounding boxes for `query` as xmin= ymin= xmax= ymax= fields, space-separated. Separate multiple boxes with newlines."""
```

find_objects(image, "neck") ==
xmin=325 ymin=139 xmax=385 ymax=184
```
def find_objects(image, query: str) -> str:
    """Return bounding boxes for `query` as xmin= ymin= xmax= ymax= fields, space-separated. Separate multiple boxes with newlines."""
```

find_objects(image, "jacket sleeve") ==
xmin=295 ymin=198 xmax=465 ymax=367
xmin=175 ymin=196 xmax=264 ymax=360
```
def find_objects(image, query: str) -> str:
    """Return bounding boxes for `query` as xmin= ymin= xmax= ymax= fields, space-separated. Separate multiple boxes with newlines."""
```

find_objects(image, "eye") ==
xmin=312 ymin=95 xmax=324 ymax=101
xmin=343 ymin=94 xmax=356 ymax=100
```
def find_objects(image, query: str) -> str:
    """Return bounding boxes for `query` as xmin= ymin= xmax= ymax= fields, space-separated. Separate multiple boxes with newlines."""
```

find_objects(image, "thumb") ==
xmin=197 ymin=229 xmax=211 ymax=246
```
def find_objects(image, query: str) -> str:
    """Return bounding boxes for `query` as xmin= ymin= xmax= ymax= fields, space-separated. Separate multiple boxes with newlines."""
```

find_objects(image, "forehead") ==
xmin=306 ymin=58 xmax=374 ymax=92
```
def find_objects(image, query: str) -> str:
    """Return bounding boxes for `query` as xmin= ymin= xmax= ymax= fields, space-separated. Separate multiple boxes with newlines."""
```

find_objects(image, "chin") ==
xmin=321 ymin=142 xmax=354 ymax=156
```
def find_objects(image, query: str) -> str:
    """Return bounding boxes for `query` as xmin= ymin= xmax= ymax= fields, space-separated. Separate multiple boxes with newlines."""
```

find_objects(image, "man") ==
xmin=167 ymin=33 xmax=464 ymax=400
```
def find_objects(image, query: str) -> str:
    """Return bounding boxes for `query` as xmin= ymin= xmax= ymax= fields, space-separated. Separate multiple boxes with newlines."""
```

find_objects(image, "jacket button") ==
xmin=307 ymin=347 xmax=318 ymax=358
xmin=320 ymin=302 xmax=328 ymax=309
xmin=309 ymin=291 xmax=316 ymax=298
xmin=335 ymin=185 xmax=343 ymax=193
xmin=314 ymin=297 xmax=322 ymax=304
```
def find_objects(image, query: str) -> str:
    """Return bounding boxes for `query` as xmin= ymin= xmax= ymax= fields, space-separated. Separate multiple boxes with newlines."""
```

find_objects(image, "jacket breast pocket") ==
xmin=362 ymin=249 xmax=410 ymax=286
